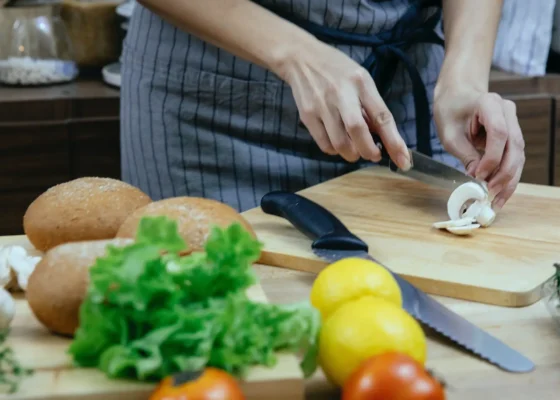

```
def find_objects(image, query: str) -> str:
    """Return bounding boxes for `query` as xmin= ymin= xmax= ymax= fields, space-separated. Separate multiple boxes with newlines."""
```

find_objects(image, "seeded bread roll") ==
xmin=23 ymin=177 xmax=152 ymax=252
xmin=116 ymin=197 xmax=256 ymax=252
xmin=26 ymin=238 xmax=133 ymax=337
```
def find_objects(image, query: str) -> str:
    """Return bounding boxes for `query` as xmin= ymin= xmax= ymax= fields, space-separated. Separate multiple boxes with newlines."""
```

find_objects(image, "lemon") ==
xmin=318 ymin=295 xmax=427 ymax=387
xmin=310 ymin=257 xmax=402 ymax=319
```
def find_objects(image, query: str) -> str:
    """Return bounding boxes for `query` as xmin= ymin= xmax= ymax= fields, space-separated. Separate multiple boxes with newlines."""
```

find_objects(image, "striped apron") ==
xmin=120 ymin=0 xmax=463 ymax=212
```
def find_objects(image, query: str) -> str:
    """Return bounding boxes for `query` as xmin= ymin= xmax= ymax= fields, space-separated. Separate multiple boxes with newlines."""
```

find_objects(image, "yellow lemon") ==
xmin=318 ymin=295 xmax=427 ymax=387
xmin=310 ymin=257 xmax=402 ymax=319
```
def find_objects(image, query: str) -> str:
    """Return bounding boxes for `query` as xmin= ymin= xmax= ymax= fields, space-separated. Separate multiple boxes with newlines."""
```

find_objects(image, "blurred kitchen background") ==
xmin=1 ymin=0 xmax=560 ymax=236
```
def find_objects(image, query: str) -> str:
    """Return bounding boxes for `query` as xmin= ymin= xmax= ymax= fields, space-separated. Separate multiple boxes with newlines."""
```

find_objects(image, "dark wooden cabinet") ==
xmin=489 ymin=70 xmax=560 ymax=187
xmin=0 ymin=80 xmax=121 ymax=235
xmin=1 ymin=72 xmax=559 ymax=235
xmin=505 ymin=95 xmax=554 ymax=186
xmin=69 ymin=117 xmax=121 ymax=179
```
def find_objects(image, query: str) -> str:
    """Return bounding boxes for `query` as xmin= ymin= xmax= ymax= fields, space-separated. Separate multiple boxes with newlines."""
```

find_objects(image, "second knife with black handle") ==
xmin=260 ymin=190 xmax=534 ymax=373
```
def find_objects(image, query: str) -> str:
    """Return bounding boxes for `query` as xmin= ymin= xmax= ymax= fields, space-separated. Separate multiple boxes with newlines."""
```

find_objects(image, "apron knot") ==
xmin=274 ymin=0 xmax=444 ymax=158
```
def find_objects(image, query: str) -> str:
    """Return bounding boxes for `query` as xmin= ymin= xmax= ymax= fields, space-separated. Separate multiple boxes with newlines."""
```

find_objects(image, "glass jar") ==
xmin=0 ymin=4 xmax=79 ymax=86
xmin=60 ymin=0 xmax=124 ymax=68
xmin=541 ymin=263 xmax=560 ymax=334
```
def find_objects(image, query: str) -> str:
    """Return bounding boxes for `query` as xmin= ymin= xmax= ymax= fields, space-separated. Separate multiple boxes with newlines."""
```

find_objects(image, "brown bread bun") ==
xmin=23 ymin=177 xmax=152 ymax=252
xmin=26 ymin=238 xmax=133 ymax=337
xmin=116 ymin=197 xmax=256 ymax=252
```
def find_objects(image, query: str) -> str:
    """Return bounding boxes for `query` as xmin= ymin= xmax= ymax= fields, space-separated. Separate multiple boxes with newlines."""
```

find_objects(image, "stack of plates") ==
xmin=102 ymin=0 xmax=136 ymax=88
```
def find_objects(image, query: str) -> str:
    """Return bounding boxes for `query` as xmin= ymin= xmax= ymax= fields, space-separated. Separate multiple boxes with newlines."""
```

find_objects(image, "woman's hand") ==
xmin=276 ymin=41 xmax=411 ymax=170
xmin=434 ymin=86 xmax=526 ymax=210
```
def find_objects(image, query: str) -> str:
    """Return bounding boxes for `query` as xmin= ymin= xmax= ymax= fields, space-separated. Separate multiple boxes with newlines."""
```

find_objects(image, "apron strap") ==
xmin=274 ymin=0 xmax=444 ymax=158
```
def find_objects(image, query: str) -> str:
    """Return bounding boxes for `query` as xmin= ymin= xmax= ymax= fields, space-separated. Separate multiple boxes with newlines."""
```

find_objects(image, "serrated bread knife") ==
xmin=260 ymin=191 xmax=535 ymax=373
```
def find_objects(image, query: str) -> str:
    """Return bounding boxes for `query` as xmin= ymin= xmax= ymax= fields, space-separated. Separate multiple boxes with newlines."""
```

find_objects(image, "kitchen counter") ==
xmin=253 ymin=264 xmax=560 ymax=400
xmin=1 ymin=72 xmax=560 ymax=235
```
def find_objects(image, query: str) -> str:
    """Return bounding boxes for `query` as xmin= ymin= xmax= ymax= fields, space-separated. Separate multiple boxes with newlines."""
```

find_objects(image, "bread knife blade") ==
xmin=260 ymin=191 xmax=535 ymax=373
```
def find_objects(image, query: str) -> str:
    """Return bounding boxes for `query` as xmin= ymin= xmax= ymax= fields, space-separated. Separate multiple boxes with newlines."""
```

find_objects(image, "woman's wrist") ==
xmin=435 ymin=51 xmax=490 ymax=103
xmin=436 ymin=0 xmax=502 ymax=100
xmin=267 ymin=33 xmax=325 ymax=82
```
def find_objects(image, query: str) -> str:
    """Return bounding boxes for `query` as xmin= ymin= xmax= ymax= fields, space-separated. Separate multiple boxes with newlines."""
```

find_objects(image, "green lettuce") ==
xmin=67 ymin=216 xmax=320 ymax=381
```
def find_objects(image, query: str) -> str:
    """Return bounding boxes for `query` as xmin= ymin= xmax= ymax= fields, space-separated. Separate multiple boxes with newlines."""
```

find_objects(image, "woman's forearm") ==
xmin=436 ymin=0 xmax=503 ymax=93
xmin=136 ymin=0 xmax=319 ymax=78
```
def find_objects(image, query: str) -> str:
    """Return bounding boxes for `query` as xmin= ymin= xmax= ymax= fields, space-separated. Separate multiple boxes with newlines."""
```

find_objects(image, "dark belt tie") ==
xmin=276 ymin=0 xmax=444 ymax=158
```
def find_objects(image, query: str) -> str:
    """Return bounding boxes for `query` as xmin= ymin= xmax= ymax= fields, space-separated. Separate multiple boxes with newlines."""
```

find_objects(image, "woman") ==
xmin=120 ymin=0 xmax=525 ymax=213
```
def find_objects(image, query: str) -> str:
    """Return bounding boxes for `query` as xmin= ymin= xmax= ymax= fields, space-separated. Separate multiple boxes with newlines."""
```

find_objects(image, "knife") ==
xmin=260 ymin=191 xmax=535 ymax=373
xmin=374 ymin=136 xmax=487 ymax=194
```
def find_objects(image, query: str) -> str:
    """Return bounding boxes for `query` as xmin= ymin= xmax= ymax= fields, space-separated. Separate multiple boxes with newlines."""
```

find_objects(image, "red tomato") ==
xmin=149 ymin=367 xmax=245 ymax=400
xmin=342 ymin=352 xmax=446 ymax=400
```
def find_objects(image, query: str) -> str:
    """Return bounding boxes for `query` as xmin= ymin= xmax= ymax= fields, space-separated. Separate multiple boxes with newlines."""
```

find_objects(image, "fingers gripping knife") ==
xmin=260 ymin=191 xmax=535 ymax=373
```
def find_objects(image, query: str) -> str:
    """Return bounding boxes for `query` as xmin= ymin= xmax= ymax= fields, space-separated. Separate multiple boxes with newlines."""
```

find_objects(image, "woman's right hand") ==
xmin=276 ymin=40 xmax=411 ymax=170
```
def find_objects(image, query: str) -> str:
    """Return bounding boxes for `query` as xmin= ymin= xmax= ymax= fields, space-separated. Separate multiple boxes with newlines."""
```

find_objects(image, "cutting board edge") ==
xmin=4 ymin=366 xmax=304 ymax=400
xmin=258 ymin=252 xmax=549 ymax=307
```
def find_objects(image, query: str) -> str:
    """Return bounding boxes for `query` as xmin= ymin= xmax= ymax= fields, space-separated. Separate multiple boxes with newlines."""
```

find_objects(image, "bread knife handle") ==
xmin=260 ymin=191 xmax=369 ymax=252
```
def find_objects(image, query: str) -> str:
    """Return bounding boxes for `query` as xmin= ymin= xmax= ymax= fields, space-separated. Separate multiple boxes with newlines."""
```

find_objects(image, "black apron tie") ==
xmin=275 ymin=0 xmax=444 ymax=158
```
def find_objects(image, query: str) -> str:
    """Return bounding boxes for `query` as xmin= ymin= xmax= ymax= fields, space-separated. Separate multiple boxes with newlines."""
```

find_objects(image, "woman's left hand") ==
xmin=433 ymin=87 xmax=526 ymax=210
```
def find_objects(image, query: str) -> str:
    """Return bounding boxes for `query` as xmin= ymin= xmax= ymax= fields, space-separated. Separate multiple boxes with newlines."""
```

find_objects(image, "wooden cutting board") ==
xmin=243 ymin=167 xmax=560 ymax=307
xmin=0 ymin=236 xmax=304 ymax=400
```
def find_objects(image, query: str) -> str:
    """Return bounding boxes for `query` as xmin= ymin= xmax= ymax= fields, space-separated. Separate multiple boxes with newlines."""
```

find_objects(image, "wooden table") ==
xmin=252 ymin=265 xmax=560 ymax=400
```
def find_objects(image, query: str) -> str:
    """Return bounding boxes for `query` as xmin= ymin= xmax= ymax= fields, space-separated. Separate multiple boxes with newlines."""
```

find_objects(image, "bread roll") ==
xmin=116 ymin=197 xmax=256 ymax=251
xmin=23 ymin=177 xmax=152 ymax=252
xmin=26 ymin=238 xmax=133 ymax=337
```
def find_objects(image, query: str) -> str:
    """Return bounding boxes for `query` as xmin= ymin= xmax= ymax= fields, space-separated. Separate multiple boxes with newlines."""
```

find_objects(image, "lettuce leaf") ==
xmin=67 ymin=216 xmax=320 ymax=381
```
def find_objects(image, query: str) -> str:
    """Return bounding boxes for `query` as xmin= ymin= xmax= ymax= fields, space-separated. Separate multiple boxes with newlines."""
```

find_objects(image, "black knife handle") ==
xmin=372 ymin=134 xmax=399 ymax=172
xmin=260 ymin=191 xmax=369 ymax=252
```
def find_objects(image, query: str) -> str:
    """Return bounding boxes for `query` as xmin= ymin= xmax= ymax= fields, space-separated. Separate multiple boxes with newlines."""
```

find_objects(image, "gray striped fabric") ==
xmin=120 ymin=0 xmax=462 ymax=212
xmin=492 ymin=0 xmax=556 ymax=77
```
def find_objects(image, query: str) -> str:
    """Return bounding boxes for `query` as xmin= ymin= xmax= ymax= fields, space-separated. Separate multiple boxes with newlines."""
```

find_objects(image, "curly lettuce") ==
xmin=67 ymin=216 xmax=320 ymax=381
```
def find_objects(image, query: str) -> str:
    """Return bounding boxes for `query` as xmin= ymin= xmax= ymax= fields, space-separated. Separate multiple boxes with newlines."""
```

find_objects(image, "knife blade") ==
xmin=374 ymin=136 xmax=486 ymax=193
xmin=260 ymin=190 xmax=535 ymax=373
xmin=399 ymin=149 xmax=487 ymax=193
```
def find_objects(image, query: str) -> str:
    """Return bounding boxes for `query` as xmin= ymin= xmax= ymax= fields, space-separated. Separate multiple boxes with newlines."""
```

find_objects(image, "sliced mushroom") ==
xmin=447 ymin=181 xmax=496 ymax=228
xmin=447 ymin=182 xmax=487 ymax=220
xmin=446 ymin=224 xmax=481 ymax=235
xmin=433 ymin=216 xmax=476 ymax=230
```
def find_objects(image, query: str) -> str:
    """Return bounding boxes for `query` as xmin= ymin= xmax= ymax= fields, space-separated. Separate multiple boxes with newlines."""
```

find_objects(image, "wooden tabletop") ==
xmin=252 ymin=264 xmax=560 ymax=400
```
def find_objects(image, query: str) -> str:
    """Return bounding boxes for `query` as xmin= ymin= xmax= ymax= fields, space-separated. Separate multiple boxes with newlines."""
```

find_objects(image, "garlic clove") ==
xmin=0 ymin=287 xmax=15 ymax=330
xmin=433 ymin=216 xmax=476 ymax=229
xmin=446 ymin=224 xmax=481 ymax=236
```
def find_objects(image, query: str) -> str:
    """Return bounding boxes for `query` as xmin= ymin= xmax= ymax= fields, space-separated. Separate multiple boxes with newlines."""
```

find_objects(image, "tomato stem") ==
xmin=426 ymin=368 xmax=448 ymax=389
